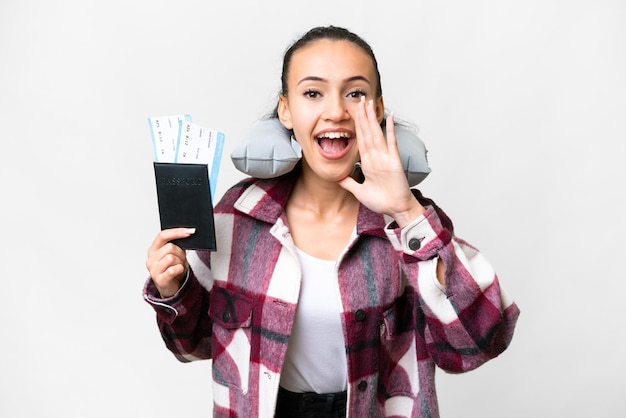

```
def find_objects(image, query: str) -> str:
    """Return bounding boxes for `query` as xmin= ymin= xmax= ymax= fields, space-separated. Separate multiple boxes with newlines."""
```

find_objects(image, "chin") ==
xmin=304 ymin=155 xmax=358 ymax=182
xmin=326 ymin=166 xmax=356 ymax=183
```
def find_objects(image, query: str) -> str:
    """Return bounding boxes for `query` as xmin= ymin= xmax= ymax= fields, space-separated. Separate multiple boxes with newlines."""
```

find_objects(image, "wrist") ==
xmin=156 ymin=268 xmax=188 ymax=298
xmin=392 ymin=200 xmax=426 ymax=228
xmin=157 ymin=283 xmax=181 ymax=299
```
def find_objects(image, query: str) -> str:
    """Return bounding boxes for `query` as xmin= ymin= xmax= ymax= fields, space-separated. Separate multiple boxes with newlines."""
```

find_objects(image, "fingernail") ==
xmin=369 ymin=99 xmax=374 ymax=107
xmin=185 ymin=228 xmax=196 ymax=234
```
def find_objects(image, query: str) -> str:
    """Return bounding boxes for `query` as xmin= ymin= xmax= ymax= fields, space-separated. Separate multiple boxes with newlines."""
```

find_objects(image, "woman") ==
xmin=144 ymin=26 xmax=519 ymax=418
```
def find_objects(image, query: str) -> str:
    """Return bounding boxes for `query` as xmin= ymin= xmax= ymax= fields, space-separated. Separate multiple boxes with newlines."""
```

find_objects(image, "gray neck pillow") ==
xmin=231 ymin=118 xmax=431 ymax=186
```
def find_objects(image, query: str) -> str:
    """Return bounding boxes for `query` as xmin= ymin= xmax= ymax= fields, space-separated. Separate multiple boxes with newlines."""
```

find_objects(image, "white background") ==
xmin=1 ymin=1 xmax=625 ymax=417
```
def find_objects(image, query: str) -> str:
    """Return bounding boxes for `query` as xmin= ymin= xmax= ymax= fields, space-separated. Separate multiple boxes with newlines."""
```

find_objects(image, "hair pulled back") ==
xmin=280 ymin=26 xmax=383 ymax=98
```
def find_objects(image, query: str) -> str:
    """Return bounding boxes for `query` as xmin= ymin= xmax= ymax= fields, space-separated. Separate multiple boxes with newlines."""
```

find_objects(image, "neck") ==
xmin=289 ymin=166 xmax=359 ymax=217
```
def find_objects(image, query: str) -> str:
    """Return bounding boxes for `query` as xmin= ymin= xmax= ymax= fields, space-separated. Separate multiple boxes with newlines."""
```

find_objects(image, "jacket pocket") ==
xmin=209 ymin=286 xmax=253 ymax=393
xmin=379 ymin=291 xmax=418 ymax=398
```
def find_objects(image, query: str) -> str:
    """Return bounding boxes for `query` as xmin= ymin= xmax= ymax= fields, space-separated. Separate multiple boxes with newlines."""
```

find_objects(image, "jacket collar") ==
xmin=234 ymin=170 xmax=387 ymax=239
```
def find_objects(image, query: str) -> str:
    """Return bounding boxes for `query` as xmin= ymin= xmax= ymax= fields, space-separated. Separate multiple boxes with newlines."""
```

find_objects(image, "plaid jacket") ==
xmin=144 ymin=172 xmax=519 ymax=417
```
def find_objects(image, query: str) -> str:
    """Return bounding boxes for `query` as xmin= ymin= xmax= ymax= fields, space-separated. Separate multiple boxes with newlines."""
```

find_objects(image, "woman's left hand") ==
xmin=339 ymin=97 xmax=425 ymax=228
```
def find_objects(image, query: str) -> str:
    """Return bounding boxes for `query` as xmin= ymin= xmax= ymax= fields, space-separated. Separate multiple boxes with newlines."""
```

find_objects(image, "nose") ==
xmin=322 ymin=93 xmax=349 ymax=122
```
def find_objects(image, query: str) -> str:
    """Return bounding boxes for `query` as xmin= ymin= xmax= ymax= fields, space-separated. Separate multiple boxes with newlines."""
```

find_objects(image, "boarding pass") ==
xmin=148 ymin=114 xmax=225 ymax=200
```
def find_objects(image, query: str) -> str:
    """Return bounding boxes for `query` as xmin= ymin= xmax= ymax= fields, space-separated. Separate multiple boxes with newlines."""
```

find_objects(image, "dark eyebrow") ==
xmin=297 ymin=75 xmax=372 ymax=86
xmin=297 ymin=76 xmax=325 ymax=86
xmin=345 ymin=75 xmax=371 ymax=85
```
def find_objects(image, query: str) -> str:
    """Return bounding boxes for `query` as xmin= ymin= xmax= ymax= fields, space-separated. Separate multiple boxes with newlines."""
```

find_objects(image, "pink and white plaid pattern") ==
xmin=145 ymin=172 xmax=519 ymax=417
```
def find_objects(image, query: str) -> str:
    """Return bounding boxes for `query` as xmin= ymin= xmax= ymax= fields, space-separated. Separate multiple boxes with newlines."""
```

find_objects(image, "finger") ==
xmin=162 ymin=263 xmax=186 ymax=281
xmin=364 ymin=99 xmax=387 ymax=152
xmin=148 ymin=227 xmax=195 ymax=253
xmin=146 ymin=242 xmax=185 ymax=274
xmin=338 ymin=174 xmax=359 ymax=194
xmin=354 ymin=96 xmax=367 ymax=149
xmin=153 ymin=262 xmax=187 ymax=297
xmin=150 ymin=248 xmax=187 ymax=281
xmin=355 ymin=98 xmax=379 ymax=153
xmin=385 ymin=113 xmax=398 ymax=153
xmin=157 ymin=251 xmax=187 ymax=276
xmin=365 ymin=99 xmax=381 ymax=129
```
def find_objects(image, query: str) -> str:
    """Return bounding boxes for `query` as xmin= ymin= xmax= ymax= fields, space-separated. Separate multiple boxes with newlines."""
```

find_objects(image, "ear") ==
xmin=375 ymin=96 xmax=385 ymax=124
xmin=277 ymin=95 xmax=293 ymax=130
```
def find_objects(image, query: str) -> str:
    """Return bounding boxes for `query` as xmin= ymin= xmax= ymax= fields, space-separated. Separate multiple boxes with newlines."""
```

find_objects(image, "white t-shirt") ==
xmin=279 ymin=248 xmax=348 ymax=393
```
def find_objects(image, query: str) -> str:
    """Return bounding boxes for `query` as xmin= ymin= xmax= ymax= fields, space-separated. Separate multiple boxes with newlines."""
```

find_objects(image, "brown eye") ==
xmin=347 ymin=90 xmax=366 ymax=99
xmin=304 ymin=90 xmax=321 ymax=99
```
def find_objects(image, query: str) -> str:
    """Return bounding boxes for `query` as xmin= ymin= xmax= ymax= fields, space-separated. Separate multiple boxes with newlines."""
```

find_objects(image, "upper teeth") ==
xmin=318 ymin=132 xmax=349 ymax=139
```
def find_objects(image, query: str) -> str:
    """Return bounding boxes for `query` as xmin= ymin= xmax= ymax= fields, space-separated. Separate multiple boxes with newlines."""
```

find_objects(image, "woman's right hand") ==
xmin=146 ymin=228 xmax=195 ymax=298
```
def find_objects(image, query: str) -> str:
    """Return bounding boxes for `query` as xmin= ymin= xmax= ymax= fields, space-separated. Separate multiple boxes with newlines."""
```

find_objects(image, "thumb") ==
xmin=338 ymin=175 xmax=359 ymax=196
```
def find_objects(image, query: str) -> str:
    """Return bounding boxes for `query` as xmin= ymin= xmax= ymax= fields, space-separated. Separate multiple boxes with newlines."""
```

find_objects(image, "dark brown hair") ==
xmin=270 ymin=26 xmax=383 ymax=118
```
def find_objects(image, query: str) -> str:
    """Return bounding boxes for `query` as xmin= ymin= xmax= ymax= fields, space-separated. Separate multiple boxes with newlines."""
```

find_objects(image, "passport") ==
xmin=153 ymin=162 xmax=216 ymax=251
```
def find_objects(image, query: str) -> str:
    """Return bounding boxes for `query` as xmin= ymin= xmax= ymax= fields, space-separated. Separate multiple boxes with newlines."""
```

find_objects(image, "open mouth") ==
xmin=316 ymin=131 xmax=353 ymax=156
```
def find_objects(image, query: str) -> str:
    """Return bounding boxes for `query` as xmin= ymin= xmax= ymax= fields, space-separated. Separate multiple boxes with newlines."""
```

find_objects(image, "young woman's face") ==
xmin=278 ymin=39 xmax=384 ymax=182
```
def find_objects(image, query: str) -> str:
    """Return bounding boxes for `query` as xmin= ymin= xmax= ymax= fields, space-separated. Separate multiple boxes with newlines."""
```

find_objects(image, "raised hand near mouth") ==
xmin=338 ymin=96 xmax=425 ymax=228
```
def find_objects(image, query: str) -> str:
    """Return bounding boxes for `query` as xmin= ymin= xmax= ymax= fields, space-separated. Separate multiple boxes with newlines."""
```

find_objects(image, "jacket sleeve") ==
xmin=143 ymin=256 xmax=214 ymax=363
xmin=386 ymin=190 xmax=520 ymax=373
